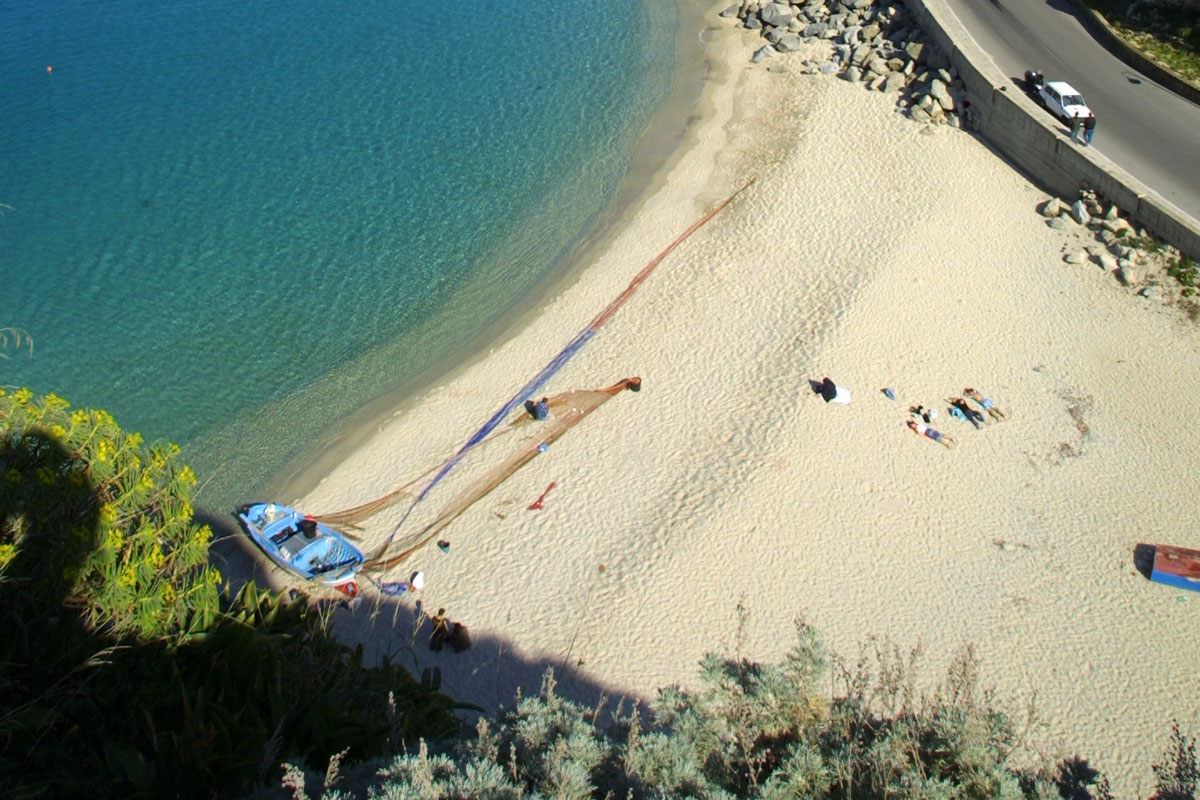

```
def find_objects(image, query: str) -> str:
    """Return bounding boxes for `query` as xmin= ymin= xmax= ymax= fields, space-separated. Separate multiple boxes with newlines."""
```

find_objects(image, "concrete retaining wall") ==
xmin=906 ymin=0 xmax=1200 ymax=261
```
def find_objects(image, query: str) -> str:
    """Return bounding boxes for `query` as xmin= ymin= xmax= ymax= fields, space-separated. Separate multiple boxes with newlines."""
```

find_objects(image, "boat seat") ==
xmin=278 ymin=530 xmax=308 ymax=559
xmin=278 ymin=520 xmax=321 ymax=560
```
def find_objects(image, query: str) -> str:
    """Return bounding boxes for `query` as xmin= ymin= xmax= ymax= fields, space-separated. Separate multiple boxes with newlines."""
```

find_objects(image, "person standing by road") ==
xmin=1083 ymin=113 xmax=1096 ymax=146
xmin=1071 ymin=112 xmax=1085 ymax=144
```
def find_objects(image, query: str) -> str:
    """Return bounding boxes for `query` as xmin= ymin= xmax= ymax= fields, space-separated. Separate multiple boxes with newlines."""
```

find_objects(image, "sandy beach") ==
xmin=281 ymin=6 xmax=1199 ymax=794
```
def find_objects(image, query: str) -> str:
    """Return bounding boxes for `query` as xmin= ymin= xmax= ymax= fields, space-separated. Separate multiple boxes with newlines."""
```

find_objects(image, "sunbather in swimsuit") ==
xmin=908 ymin=420 xmax=956 ymax=448
xmin=964 ymin=388 xmax=1007 ymax=421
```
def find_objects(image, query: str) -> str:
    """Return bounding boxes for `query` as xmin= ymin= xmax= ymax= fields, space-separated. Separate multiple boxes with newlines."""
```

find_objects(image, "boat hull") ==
xmin=236 ymin=502 xmax=363 ymax=588
xmin=1135 ymin=543 xmax=1200 ymax=593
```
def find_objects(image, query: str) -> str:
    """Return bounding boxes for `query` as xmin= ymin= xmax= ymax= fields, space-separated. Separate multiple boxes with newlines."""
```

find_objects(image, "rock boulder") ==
xmin=760 ymin=2 xmax=793 ymax=27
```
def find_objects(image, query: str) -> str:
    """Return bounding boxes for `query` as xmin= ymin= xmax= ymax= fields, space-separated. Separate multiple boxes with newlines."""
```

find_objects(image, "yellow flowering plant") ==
xmin=1 ymin=389 xmax=460 ymax=797
xmin=0 ymin=389 xmax=220 ymax=641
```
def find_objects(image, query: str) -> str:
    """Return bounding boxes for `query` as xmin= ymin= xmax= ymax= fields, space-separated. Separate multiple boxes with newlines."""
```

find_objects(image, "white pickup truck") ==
xmin=1024 ymin=70 xmax=1092 ymax=122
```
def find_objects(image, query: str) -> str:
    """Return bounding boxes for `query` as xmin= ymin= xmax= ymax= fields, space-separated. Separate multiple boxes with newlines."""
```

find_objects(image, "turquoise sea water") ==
xmin=0 ymin=0 xmax=679 ymax=509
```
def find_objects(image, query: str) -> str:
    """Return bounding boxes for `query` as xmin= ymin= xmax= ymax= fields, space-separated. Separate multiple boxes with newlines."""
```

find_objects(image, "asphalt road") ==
xmin=943 ymin=0 xmax=1200 ymax=224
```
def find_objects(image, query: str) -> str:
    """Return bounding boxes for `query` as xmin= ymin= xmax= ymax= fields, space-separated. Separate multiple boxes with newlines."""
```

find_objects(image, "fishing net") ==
xmin=308 ymin=181 xmax=750 ymax=574
xmin=310 ymin=440 xmax=492 ymax=530
xmin=359 ymin=377 xmax=641 ymax=573
xmin=310 ymin=382 xmax=619 ymax=529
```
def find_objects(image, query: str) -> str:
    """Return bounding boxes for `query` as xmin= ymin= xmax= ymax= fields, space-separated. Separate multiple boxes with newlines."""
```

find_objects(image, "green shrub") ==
xmin=1086 ymin=0 xmax=1200 ymax=83
xmin=0 ymin=391 xmax=461 ymax=798
xmin=269 ymin=623 xmax=1081 ymax=800
xmin=89 ymin=582 xmax=460 ymax=798
xmin=270 ymin=628 xmax=1197 ymax=800
xmin=0 ymin=387 xmax=220 ymax=641
xmin=1168 ymin=255 xmax=1197 ymax=290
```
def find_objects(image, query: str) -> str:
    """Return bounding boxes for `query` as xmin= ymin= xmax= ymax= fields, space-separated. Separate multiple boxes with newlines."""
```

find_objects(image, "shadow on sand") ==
xmin=202 ymin=509 xmax=640 ymax=720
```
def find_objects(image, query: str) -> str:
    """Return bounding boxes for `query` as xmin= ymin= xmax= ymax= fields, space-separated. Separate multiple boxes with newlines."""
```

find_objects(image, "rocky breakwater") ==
xmin=1041 ymin=188 xmax=1195 ymax=307
xmin=719 ymin=0 xmax=973 ymax=128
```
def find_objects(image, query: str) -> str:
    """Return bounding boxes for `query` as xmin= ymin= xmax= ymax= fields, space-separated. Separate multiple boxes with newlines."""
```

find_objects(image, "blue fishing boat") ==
xmin=236 ymin=502 xmax=363 ymax=590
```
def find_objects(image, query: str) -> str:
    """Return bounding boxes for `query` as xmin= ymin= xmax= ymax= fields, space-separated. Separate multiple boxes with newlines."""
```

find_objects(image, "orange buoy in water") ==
xmin=46 ymin=65 xmax=52 ymax=74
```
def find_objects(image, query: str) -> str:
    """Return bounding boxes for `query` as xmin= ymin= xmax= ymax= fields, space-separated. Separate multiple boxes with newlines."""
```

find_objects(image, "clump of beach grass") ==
xmin=1168 ymin=254 xmax=1198 ymax=297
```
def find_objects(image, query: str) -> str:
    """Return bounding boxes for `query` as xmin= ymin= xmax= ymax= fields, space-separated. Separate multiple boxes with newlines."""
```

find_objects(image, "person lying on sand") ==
xmin=908 ymin=419 xmax=956 ymax=448
xmin=964 ymin=388 xmax=1006 ymax=421
xmin=948 ymin=397 xmax=985 ymax=429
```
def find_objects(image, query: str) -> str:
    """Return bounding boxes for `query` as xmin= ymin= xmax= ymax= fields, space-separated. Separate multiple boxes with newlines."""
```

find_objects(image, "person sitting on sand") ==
xmin=948 ymin=397 xmax=985 ymax=429
xmin=908 ymin=419 xmax=956 ymax=448
xmin=429 ymin=608 xmax=449 ymax=652
xmin=964 ymin=388 xmax=1006 ymax=421
xmin=909 ymin=404 xmax=934 ymax=424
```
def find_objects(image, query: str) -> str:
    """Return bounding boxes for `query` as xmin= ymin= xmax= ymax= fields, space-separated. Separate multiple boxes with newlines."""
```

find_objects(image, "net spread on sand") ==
xmin=357 ymin=377 xmax=641 ymax=573
xmin=310 ymin=182 xmax=750 ymax=571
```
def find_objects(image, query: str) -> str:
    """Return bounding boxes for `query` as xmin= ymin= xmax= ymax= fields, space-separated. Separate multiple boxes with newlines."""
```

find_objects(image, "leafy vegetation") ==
xmin=0 ymin=390 xmax=460 ymax=798
xmin=1168 ymin=254 xmax=1198 ymax=296
xmin=1085 ymin=0 xmax=1200 ymax=84
xmin=53 ymin=581 xmax=461 ymax=798
xmin=1 ymin=388 xmax=221 ymax=640
xmin=1123 ymin=234 xmax=1196 ymax=298
xmin=265 ymin=621 xmax=1194 ymax=800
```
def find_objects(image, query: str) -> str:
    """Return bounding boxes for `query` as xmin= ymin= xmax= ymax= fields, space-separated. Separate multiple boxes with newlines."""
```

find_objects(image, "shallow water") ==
xmin=0 ymin=0 xmax=678 ymax=509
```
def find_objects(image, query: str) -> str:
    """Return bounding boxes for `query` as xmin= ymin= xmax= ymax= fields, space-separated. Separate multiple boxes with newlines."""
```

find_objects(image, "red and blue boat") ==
xmin=1134 ymin=543 xmax=1200 ymax=593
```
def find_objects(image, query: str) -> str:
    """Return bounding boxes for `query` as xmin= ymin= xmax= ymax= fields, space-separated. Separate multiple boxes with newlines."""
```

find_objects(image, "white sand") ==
xmin=289 ymin=14 xmax=1200 ymax=795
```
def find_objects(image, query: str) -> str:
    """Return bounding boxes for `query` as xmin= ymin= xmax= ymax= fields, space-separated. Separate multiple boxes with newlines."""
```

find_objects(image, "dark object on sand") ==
xmin=430 ymin=609 xmax=472 ymax=652
xmin=448 ymin=622 xmax=471 ymax=652
xmin=1135 ymin=543 xmax=1200 ymax=592
xmin=525 ymin=397 xmax=549 ymax=420
xmin=816 ymin=377 xmax=849 ymax=404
